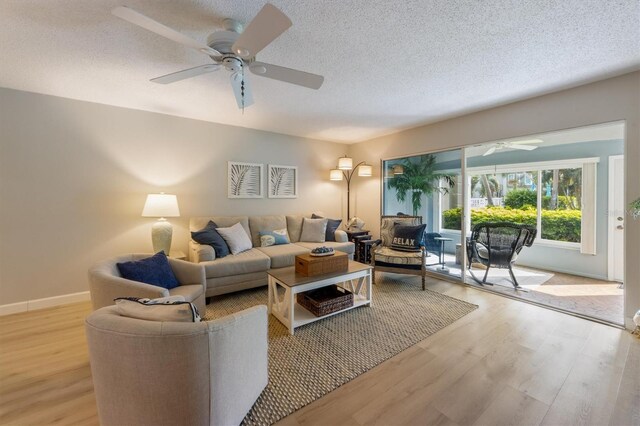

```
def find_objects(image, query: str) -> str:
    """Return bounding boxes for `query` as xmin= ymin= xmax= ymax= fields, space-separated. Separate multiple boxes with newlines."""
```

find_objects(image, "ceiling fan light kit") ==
xmin=112 ymin=3 xmax=324 ymax=110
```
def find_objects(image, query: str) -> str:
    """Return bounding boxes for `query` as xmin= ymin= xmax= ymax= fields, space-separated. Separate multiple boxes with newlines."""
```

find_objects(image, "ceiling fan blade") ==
xmin=509 ymin=144 xmax=538 ymax=151
xmin=483 ymin=146 xmax=497 ymax=156
xmin=150 ymin=64 xmax=220 ymax=84
xmin=231 ymin=3 xmax=292 ymax=59
xmin=230 ymin=72 xmax=254 ymax=109
xmin=249 ymin=62 xmax=324 ymax=89
xmin=511 ymin=138 xmax=543 ymax=145
xmin=112 ymin=6 xmax=220 ymax=57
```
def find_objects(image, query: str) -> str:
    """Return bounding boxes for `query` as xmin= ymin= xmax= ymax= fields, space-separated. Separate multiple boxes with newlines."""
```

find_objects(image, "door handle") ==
xmin=617 ymin=217 xmax=624 ymax=221
xmin=616 ymin=225 xmax=624 ymax=230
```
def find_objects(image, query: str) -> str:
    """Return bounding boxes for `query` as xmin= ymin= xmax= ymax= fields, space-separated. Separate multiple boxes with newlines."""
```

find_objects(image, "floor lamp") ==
xmin=330 ymin=155 xmax=372 ymax=221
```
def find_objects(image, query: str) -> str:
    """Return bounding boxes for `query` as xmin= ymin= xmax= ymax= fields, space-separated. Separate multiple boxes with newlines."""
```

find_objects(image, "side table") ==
xmin=345 ymin=229 xmax=370 ymax=242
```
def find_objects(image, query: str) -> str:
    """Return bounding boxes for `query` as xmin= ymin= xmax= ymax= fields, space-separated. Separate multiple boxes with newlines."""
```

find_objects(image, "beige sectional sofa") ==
xmin=189 ymin=215 xmax=355 ymax=298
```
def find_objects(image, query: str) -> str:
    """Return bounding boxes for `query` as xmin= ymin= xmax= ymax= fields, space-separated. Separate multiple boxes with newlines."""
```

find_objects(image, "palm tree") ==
xmin=387 ymin=154 xmax=456 ymax=216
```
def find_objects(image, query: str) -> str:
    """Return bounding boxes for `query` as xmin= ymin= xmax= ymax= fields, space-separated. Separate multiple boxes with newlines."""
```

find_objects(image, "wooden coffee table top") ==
xmin=268 ymin=260 xmax=372 ymax=287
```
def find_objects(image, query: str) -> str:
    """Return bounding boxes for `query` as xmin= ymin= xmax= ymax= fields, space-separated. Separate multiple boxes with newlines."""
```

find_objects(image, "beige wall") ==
xmin=0 ymin=88 xmax=347 ymax=305
xmin=348 ymin=71 xmax=640 ymax=325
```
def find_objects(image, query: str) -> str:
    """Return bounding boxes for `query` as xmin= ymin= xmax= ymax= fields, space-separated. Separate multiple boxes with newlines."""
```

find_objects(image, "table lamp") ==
xmin=142 ymin=193 xmax=180 ymax=255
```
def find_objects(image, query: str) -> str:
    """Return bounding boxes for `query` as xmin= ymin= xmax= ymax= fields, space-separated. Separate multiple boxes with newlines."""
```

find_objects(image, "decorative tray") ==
xmin=309 ymin=251 xmax=335 ymax=257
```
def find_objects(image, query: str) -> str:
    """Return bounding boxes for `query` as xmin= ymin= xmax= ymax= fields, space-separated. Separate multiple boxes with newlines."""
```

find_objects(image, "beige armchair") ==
xmin=89 ymin=254 xmax=206 ymax=314
xmin=85 ymin=304 xmax=268 ymax=426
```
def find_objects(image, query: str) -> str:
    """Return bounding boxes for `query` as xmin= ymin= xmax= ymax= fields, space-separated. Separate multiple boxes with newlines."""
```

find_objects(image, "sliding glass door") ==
xmin=382 ymin=149 xmax=464 ymax=280
xmin=380 ymin=121 xmax=625 ymax=325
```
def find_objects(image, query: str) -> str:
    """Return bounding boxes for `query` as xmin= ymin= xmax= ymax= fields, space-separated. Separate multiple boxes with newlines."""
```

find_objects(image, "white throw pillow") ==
xmin=300 ymin=217 xmax=328 ymax=243
xmin=114 ymin=296 xmax=201 ymax=322
xmin=216 ymin=222 xmax=253 ymax=254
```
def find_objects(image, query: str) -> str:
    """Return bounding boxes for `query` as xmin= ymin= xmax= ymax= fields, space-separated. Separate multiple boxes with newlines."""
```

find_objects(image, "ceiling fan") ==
xmin=111 ymin=3 xmax=324 ymax=109
xmin=482 ymin=139 xmax=543 ymax=156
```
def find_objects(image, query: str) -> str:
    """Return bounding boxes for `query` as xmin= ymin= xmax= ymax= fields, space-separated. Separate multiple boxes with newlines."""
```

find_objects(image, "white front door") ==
xmin=608 ymin=155 xmax=624 ymax=282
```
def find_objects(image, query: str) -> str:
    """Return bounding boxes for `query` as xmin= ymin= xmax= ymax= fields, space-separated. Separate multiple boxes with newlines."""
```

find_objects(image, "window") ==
xmin=460 ymin=158 xmax=597 ymax=248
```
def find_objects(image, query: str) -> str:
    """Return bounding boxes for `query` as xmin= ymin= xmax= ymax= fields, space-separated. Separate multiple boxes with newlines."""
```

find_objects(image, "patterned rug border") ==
xmin=204 ymin=275 xmax=478 ymax=426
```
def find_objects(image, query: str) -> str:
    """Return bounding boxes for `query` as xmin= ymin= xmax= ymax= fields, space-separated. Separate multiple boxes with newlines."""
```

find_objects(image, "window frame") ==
xmin=440 ymin=157 xmax=599 ymax=248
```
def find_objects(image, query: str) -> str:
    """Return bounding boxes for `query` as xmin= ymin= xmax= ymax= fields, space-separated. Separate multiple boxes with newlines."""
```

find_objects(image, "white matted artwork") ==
xmin=228 ymin=161 xmax=263 ymax=198
xmin=268 ymin=165 xmax=298 ymax=198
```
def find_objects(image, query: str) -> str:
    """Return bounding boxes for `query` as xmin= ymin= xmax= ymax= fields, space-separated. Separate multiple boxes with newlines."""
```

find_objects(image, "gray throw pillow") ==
xmin=216 ymin=222 xmax=253 ymax=254
xmin=300 ymin=218 xmax=328 ymax=243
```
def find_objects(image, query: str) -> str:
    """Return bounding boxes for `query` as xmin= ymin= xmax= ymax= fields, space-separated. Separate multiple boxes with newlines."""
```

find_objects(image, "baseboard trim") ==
xmin=0 ymin=291 xmax=90 ymax=316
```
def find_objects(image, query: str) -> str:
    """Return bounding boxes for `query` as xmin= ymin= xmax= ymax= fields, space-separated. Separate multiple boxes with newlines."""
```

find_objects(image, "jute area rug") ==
xmin=204 ymin=273 xmax=478 ymax=426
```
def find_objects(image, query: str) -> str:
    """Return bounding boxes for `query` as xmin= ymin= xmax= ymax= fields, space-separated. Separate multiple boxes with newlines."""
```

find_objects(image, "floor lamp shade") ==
xmin=142 ymin=193 xmax=180 ymax=254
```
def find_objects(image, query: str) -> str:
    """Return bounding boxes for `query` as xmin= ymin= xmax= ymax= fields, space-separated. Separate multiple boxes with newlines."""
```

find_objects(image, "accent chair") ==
xmin=85 ymin=304 xmax=268 ymax=426
xmin=370 ymin=215 xmax=427 ymax=290
xmin=466 ymin=222 xmax=537 ymax=288
xmin=88 ymin=254 xmax=206 ymax=314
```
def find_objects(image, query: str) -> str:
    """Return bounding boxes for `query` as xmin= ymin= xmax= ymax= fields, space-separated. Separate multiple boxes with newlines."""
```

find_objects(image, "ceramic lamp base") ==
xmin=151 ymin=219 xmax=173 ymax=255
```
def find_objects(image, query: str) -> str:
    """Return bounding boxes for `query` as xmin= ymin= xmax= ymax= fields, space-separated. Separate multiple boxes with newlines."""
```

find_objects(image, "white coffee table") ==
xmin=267 ymin=260 xmax=373 ymax=335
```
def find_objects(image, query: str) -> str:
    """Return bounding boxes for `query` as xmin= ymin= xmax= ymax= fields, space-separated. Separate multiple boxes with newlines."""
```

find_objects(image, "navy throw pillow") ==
xmin=116 ymin=251 xmax=180 ymax=290
xmin=391 ymin=224 xmax=426 ymax=252
xmin=191 ymin=221 xmax=230 ymax=258
xmin=312 ymin=214 xmax=342 ymax=242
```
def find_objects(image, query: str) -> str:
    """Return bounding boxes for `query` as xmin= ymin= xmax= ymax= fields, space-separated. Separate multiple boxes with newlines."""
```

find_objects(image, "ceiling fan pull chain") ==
xmin=240 ymin=62 xmax=245 ymax=114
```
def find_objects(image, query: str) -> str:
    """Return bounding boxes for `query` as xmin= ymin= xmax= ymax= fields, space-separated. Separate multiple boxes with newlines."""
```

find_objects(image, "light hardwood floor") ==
xmin=1 ymin=278 xmax=638 ymax=426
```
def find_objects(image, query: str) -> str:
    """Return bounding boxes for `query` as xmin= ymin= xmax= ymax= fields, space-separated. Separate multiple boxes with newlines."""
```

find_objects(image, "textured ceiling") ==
xmin=1 ymin=1 xmax=639 ymax=143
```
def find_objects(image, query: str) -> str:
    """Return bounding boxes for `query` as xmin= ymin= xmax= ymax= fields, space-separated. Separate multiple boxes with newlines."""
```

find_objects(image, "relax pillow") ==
xmin=216 ymin=222 xmax=253 ymax=254
xmin=191 ymin=220 xmax=230 ymax=258
xmin=300 ymin=217 xmax=328 ymax=243
xmin=116 ymin=251 xmax=179 ymax=290
xmin=259 ymin=228 xmax=290 ymax=247
xmin=311 ymin=213 xmax=342 ymax=242
xmin=391 ymin=224 xmax=426 ymax=252
xmin=114 ymin=296 xmax=201 ymax=322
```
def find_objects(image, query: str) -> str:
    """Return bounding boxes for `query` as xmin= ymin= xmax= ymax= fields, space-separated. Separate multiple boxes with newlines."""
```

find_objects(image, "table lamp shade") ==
xmin=142 ymin=193 xmax=179 ymax=255
xmin=142 ymin=194 xmax=180 ymax=218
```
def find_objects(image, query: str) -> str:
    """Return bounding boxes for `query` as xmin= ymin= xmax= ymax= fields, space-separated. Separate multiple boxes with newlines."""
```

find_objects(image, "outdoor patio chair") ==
xmin=466 ymin=222 xmax=537 ymax=289
xmin=370 ymin=215 xmax=427 ymax=290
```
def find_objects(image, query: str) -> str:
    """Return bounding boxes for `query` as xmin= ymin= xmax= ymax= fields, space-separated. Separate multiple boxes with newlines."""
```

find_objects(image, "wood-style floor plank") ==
xmin=1 ymin=278 xmax=637 ymax=426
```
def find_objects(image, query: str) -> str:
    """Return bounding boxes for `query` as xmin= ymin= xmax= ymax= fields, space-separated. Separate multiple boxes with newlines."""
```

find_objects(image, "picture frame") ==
xmin=228 ymin=161 xmax=263 ymax=198
xmin=268 ymin=164 xmax=298 ymax=198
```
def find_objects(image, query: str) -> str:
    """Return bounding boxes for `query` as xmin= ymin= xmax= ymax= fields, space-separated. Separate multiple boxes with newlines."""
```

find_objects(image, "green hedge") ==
xmin=442 ymin=207 xmax=581 ymax=242
xmin=504 ymin=189 xmax=577 ymax=210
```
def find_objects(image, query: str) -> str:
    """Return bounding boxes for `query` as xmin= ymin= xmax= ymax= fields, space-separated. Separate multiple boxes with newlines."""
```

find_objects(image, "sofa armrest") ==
xmin=334 ymin=229 xmax=348 ymax=243
xmin=168 ymin=258 xmax=206 ymax=290
xmin=207 ymin=305 xmax=268 ymax=426
xmin=88 ymin=273 xmax=168 ymax=311
xmin=189 ymin=240 xmax=215 ymax=263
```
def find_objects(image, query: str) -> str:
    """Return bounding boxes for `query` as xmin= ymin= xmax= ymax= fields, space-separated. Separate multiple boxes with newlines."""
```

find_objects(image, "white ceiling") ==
xmin=1 ymin=1 xmax=639 ymax=144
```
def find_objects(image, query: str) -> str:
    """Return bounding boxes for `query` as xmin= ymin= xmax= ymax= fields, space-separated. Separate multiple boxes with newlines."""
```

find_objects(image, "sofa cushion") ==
xmin=190 ymin=216 xmax=251 ymax=240
xmin=116 ymin=251 xmax=179 ymax=290
xmin=169 ymin=284 xmax=205 ymax=303
xmin=286 ymin=215 xmax=305 ymax=243
xmin=373 ymin=246 xmax=423 ymax=266
xmin=217 ymin=222 xmax=253 ymax=255
xmin=114 ymin=297 xmax=201 ymax=322
xmin=249 ymin=215 xmax=287 ymax=247
xmin=311 ymin=213 xmax=342 ymax=242
xmin=191 ymin=221 xmax=230 ymax=258
xmin=202 ymin=249 xmax=270 ymax=278
xmin=300 ymin=218 xmax=328 ymax=243
xmin=259 ymin=228 xmax=290 ymax=247
xmin=294 ymin=241 xmax=355 ymax=256
xmin=256 ymin=244 xmax=310 ymax=268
